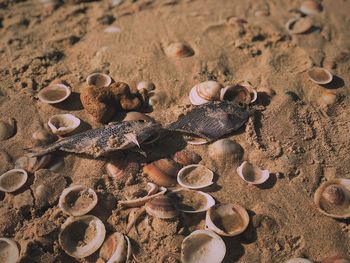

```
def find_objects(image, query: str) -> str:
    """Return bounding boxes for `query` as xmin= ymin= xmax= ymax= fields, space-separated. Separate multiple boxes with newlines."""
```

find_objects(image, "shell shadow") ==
xmin=222 ymin=236 xmax=245 ymax=262
xmin=320 ymin=75 xmax=345 ymax=89
xmin=52 ymin=92 xmax=84 ymax=111
xmin=240 ymin=210 xmax=258 ymax=244
xmin=256 ymin=173 xmax=277 ymax=190
xmin=257 ymin=91 xmax=271 ymax=106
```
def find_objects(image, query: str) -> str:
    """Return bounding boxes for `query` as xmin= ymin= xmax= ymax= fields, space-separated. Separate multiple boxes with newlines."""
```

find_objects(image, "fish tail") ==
xmin=25 ymin=141 xmax=63 ymax=157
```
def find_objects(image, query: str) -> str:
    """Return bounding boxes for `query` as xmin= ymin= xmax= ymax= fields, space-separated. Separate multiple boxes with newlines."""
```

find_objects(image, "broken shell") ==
xmin=307 ymin=67 xmax=333 ymax=85
xmin=181 ymin=230 xmax=226 ymax=263
xmin=286 ymin=17 xmax=313 ymax=34
xmin=286 ymin=259 xmax=314 ymax=263
xmin=208 ymin=139 xmax=244 ymax=161
xmin=322 ymin=256 xmax=350 ymax=263
xmin=86 ymin=73 xmax=112 ymax=88
xmin=173 ymin=150 xmax=202 ymax=166
xmin=59 ymin=185 xmax=98 ymax=216
xmin=59 ymin=215 xmax=106 ymax=258
xmin=145 ymin=195 xmax=178 ymax=219
xmin=38 ymin=84 xmax=71 ymax=104
xmin=143 ymin=158 xmax=179 ymax=187
xmin=48 ymin=114 xmax=80 ymax=135
xmin=137 ymin=81 xmax=155 ymax=92
xmin=165 ymin=42 xmax=194 ymax=58
xmin=237 ymin=161 xmax=270 ymax=185
xmin=169 ymin=188 xmax=215 ymax=213
xmin=177 ymin=164 xmax=214 ymax=189
xmin=123 ymin=112 xmax=154 ymax=122
xmin=0 ymin=238 xmax=19 ymax=263
xmin=314 ymin=179 xmax=350 ymax=219
xmin=15 ymin=154 xmax=52 ymax=173
xmin=99 ymin=232 xmax=131 ymax=263
xmin=189 ymin=81 xmax=223 ymax=105
xmin=220 ymin=82 xmax=257 ymax=104
xmin=205 ymin=204 xmax=249 ymax=237
xmin=0 ymin=118 xmax=16 ymax=141
xmin=300 ymin=0 xmax=322 ymax=15
xmin=0 ymin=169 xmax=28 ymax=192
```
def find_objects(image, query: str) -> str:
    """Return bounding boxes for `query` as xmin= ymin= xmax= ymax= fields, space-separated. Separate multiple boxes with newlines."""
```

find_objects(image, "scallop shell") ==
xmin=307 ymin=67 xmax=333 ymax=85
xmin=286 ymin=259 xmax=314 ymax=263
xmin=181 ymin=230 xmax=226 ymax=263
xmin=59 ymin=185 xmax=98 ymax=216
xmin=300 ymin=0 xmax=322 ymax=15
xmin=0 ymin=238 xmax=19 ymax=263
xmin=145 ymin=195 xmax=178 ymax=219
xmin=48 ymin=114 xmax=80 ymax=135
xmin=86 ymin=73 xmax=112 ymax=88
xmin=143 ymin=158 xmax=179 ymax=187
xmin=286 ymin=17 xmax=313 ymax=34
xmin=220 ymin=82 xmax=257 ymax=104
xmin=173 ymin=150 xmax=202 ymax=166
xmin=205 ymin=204 xmax=249 ymax=237
xmin=165 ymin=42 xmax=194 ymax=58
xmin=136 ymin=81 xmax=155 ymax=92
xmin=314 ymin=179 xmax=350 ymax=219
xmin=177 ymin=164 xmax=214 ymax=189
xmin=123 ymin=112 xmax=154 ymax=122
xmin=237 ymin=161 xmax=270 ymax=185
xmin=15 ymin=154 xmax=52 ymax=173
xmin=322 ymin=256 xmax=350 ymax=263
xmin=0 ymin=118 xmax=16 ymax=141
xmin=169 ymin=188 xmax=215 ymax=213
xmin=0 ymin=169 xmax=28 ymax=192
xmin=59 ymin=215 xmax=106 ymax=258
xmin=189 ymin=81 xmax=223 ymax=105
xmin=208 ymin=139 xmax=244 ymax=161
xmin=38 ymin=84 xmax=71 ymax=104
xmin=99 ymin=232 xmax=131 ymax=263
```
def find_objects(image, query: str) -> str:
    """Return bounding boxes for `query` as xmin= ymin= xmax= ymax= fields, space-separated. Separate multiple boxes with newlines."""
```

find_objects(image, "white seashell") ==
xmin=286 ymin=258 xmax=314 ymax=263
xmin=208 ymin=139 xmax=244 ymax=161
xmin=237 ymin=161 xmax=270 ymax=185
xmin=0 ymin=238 xmax=19 ymax=263
xmin=205 ymin=204 xmax=249 ymax=237
xmin=0 ymin=169 xmax=28 ymax=192
xmin=59 ymin=185 xmax=98 ymax=216
xmin=307 ymin=67 xmax=333 ymax=85
xmin=104 ymin=26 xmax=122 ymax=33
xmin=189 ymin=81 xmax=223 ymax=105
xmin=165 ymin=42 xmax=194 ymax=58
xmin=99 ymin=232 xmax=128 ymax=263
xmin=136 ymin=81 xmax=155 ymax=92
xmin=86 ymin=73 xmax=112 ymax=88
xmin=38 ymin=84 xmax=71 ymax=104
xmin=220 ymin=81 xmax=257 ymax=104
xmin=177 ymin=164 xmax=214 ymax=189
xmin=59 ymin=215 xmax=106 ymax=258
xmin=285 ymin=17 xmax=313 ymax=34
xmin=0 ymin=118 xmax=16 ymax=141
xmin=48 ymin=114 xmax=80 ymax=135
xmin=181 ymin=230 xmax=226 ymax=263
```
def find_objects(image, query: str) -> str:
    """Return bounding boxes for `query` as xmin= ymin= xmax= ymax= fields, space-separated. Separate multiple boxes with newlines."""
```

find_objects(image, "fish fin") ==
xmin=129 ymin=148 xmax=147 ymax=158
xmin=124 ymin=133 xmax=140 ymax=148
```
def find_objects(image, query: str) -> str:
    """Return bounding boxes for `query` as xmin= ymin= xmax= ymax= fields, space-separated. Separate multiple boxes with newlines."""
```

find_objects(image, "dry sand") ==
xmin=0 ymin=0 xmax=350 ymax=262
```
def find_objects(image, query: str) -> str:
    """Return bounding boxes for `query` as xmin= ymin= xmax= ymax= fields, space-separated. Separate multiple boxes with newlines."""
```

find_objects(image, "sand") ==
xmin=0 ymin=0 xmax=350 ymax=262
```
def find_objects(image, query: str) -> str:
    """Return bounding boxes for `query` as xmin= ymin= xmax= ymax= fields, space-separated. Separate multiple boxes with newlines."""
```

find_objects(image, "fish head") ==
xmin=224 ymin=101 xmax=250 ymax=119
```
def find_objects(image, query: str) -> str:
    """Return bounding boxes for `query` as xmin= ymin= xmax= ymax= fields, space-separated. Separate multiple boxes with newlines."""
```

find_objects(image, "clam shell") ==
xmin=169 ymin=188 xmax=215 ymax=213
xmin=165 ymin=42 xmax=194 ymax=58
xmin=137 ymin=81 xmax=155 ymax=92
xmin=59 ymin=185 xmax=98 ymax=216
xmin=286 ymin=259 xmax=314 ymax=263
xmin=173 ymin=150 xmax=202 ymax=166
xmin=208 ymin=139 xmax=244 ymax=161
xmin=220 ymin=82 xmax=257 ymax=104
xmin=300 ymin=0 xmax=322 ymax=15
xmin=38 ymin=84 xmax=71 ymax=104
xmin=143 ymin=158 xmax=179 ymax=187
xmin=314 ymin=179 xmax=350 ymax=219
xmin=145 ymin=195 xmax=178 ymax=219
xmin=307 ymin=67 xmax=333 ymax=85
xmin=59 ymin=215 xmax=106 ymax=258
xmin=0 ymin=238 xmax=19 ymax=263
xmin=0 ymin=169 xmax=28 ymax=192
xmin=237 ymin=161 xmax=270 ymax=185
xmin=123 ymin=112 xmax=154 ymax=122
xmin=15 ymin=154 xmax=52 ymax=173
xmin=0 ymin=118 xmax=16 ymax=141
xmin=286 ymin=17 xmax=313 ymax=34
xmin=48 ymin=114 xmax=80 ymax=135
xmin=189 ymin=81 xmax=223 ymax=105
xmin=181 ymin=230 xmax=226 ymax=263
xmin=205 ymin=204 xmax=249 ymax=237
xmin=177 ymin=164 xmax=214 ymax=189
xmin=86 ymin=73 xmax=112 ymax=88
xmin=99 ymin=232 xmax=128 ymax=263
xmin=322 ymin=256 xmax=350 ymax=263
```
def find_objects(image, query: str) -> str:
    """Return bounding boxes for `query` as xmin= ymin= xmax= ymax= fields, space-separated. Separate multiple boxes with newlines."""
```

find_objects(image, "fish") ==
xmin=167 ymin=101 xmax=251 ymax=141
xmin=30 ymin=120 xmax=162 ymax=158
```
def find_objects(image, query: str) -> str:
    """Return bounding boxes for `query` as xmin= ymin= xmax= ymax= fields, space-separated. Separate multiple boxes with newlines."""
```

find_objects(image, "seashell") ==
xmin=320 ymin=90 xmax=337 ymax=106
xmin=286 ymin=259 xmax=314 ymax=263
xmin=99 ymin=232 xmax=131 ymax=263
xmin=307 ymin=67 xmax=333 ymax=85
xmin=173 ymin=150 xmax=202 ymax=166
xmin=59 ymin=185 xmax=98 ymax=216
xmin=177 ymin=164 xmax=214 ymax=189
xmin=181 ymin=230 xmax=226 ymax=263
xmin=143 ymin=158 xmax=179 ymax=187
xmin=48 ymin=114 xmax=80 ymax=135
xmin=205 ymin=204 xmax=249 ymax=237
xmin=314 ymin=179 xmax=350 ymax=219
xmin=104 ymin=26 xmax=121 ymax=33
xmin=15 ymin=154 xmax=52 ymax=173
xmin=286 ymin=17 xmax=313 ymax=34
xmin=123 ymin=112 xmax=154 ymax=122
xmin=0 ymin=169 xmax=28 ymax=192
xmin=145 ymin=195 xmax=178 ymax=219
xmin=165 ymin=42 xmax=194 ymax=58
xmin=300 ymin=0 xmax=322 ymax=15
xmin=208 ymin=139 xmax=244 ymax=161
xmin=189 ymin=81 xmax=224 ymax=105
xmin=32 ymin=130 xmax=56 ymax=144
xmin=0 ymin=238 xmax=19 ymax=263
xmin=86 ymin=73 xmax=112 ymax=88
xmin=322 ymin=256 xmax=350 ymax=263
xmin=237 ymin=161 xmax=270 ymax=185
xmin=0 ymin=118 xmax=16 ymax=141
xmin=220 ymin=82 xmax=257 ymax=104
xmin=169 ymin=188 xmax=215 ymax=213
xmin=148 ymin=91 xmax=167 ymax=106
xmin=38 ymin=84 xmax=71 ymax=104
xmin=59 ymin=215 xmax=106 ymax=258
xmin=119 ymin=183 xmax=167 ymax=208
xmin=137 ymin=81 xmax=155 ymax=92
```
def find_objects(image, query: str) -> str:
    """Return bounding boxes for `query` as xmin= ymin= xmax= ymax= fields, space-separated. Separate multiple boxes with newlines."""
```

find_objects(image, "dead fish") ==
xmin=30 ymin=121 xmax=162 ymax=158
xmin=167 ymin=101 xmax=250 ymax=141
